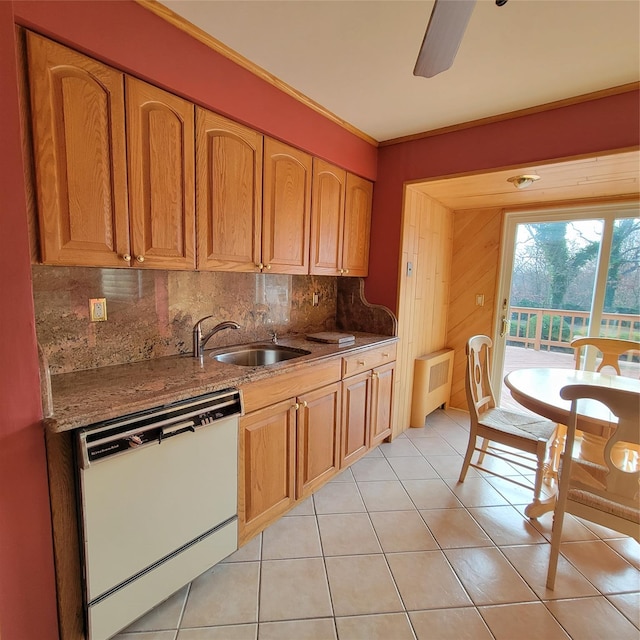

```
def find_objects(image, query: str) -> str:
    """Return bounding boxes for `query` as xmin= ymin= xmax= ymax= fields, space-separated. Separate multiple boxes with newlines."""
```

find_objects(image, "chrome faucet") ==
xmin=192 ymin=316 xmax=240 ymax=358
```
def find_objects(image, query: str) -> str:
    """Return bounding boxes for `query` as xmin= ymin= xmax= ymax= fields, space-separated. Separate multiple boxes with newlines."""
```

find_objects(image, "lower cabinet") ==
xmin=238 ymin=399 xmax=296 ymax=545
xmin=370 ymin=361 xmax=395 ymax=448
xmin=238 ymin=344 xmax=396 ymax=546
xmin=238 ymin=382 xmax=341 ymax=545
xmin=341 ymin=361 xmax=396 ymax=466
xmin=341 ymin=371 xmax=371 ymax=467
xmin=296 ymin=383 xmax=342 ymax=499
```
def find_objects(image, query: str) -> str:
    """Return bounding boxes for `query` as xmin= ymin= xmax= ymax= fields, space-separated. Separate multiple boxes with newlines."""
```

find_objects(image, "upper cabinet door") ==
xmin=26 ymin=32 xmax=130 ymax=267
xmin=196 ymin=108 xmax=263 ymax=271
xmin=342 ymin=174 xmax=373 ymax=277
xmin=126 ymin=78 xmax=195 ymax=269
xmin=262 ymin=138 xmax=312 ymax=274
xmin=310 ymin=159 xmax=346 ymax=276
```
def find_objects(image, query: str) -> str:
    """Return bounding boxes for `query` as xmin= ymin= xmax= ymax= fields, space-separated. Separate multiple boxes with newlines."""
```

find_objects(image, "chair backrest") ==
xmin=560 ymin=383 xmax=640 ymax=508
xmin=571 ymin=336 xmax=640 ymax=376
xmin=465 ymin=335 xmax=496 ymax=420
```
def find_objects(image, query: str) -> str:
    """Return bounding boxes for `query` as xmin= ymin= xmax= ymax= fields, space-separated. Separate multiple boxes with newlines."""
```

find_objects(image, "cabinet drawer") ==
xmin=342 ymin=343 xmax=397 ymax=378
xmin=242 ymin=357 xmax=342 ymax=414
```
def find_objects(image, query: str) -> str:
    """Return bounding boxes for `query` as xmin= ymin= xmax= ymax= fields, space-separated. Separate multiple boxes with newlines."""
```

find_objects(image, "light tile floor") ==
xmin=115 ymin=409 xmax=639 ymax=640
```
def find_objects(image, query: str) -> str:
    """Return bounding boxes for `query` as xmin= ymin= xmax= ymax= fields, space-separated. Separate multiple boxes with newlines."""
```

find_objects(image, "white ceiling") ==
xmin=158 ymin=0 xmax=640 ymax=143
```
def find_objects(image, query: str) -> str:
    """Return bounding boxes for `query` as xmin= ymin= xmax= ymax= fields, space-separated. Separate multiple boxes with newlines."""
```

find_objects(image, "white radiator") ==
xmin=410 ymin=349 xmax=454 ymax=427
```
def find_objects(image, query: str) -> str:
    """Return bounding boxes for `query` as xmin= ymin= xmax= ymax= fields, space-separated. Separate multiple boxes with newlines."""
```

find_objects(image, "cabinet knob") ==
xmin=135 ymin=255 xmax=145 ymax=263
xmin=382 ymin=353 xmax=389 ymax=358
xmin=293 ymin=402 xmax=300 ymax=410
xmin=339 ymin=269 xmax=344 ymax=274
xmin=344 ymin=269 xmax=349 ymax=274
xmin=372 ymin=372 xmax=379 ymax=379
xmin=302 ymin=401 xmax=308 ymax=408
xmin=357 ymin=360 xmax=366 ymax=366
xmin=257 ymin=263 xmax=264 ymax=271
xmin=265 ymin=264 xmax=271 ymax=270
xmin=122 ymin=254 xmax=132 ymax=262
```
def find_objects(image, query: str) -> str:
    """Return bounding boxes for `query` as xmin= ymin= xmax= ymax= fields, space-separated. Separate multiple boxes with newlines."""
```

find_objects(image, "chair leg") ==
xmin=477 ymin=437 xmax=490 ymax=465
xmin=546 ymin=504 xmax=567 ymax=590
xmin=458 ymin=435 xmax=476 ymax=483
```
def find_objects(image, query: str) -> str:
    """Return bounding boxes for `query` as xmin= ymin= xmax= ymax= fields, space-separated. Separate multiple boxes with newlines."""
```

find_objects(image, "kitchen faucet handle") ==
xmin=194 ymin=315 xmax=214 ymax=328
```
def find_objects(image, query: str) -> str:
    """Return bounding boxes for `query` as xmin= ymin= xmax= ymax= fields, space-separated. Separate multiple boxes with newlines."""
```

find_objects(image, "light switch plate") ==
xmin=89 ymin=298 xmax=107 ymax=322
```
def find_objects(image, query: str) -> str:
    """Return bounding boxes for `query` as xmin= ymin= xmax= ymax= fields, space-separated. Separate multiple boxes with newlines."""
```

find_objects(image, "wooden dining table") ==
xmin=504 ymin=367 xmax=640 ymax=517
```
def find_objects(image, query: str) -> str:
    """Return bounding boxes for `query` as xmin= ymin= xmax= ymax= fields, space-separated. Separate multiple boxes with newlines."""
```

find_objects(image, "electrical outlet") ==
xmin=89 ymin=298 xmax=107 ymax=322
xmin=312 ymin=292 xmax=320 ymax=307
xmin=475 ymin=294 xmax=485 ymax=307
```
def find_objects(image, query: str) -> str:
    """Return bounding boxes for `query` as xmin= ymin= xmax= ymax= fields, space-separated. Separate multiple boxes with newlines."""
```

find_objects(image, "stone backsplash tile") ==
xmin=33 ymin=266 xmax=337 ymax=374
xmin=337 ymin=277 xmax=397 ymax=337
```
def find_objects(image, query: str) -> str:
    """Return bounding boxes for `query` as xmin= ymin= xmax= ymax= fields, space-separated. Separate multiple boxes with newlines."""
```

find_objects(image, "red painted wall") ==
xmin=368 ymin=91 xmax=640 ymax=312
xmin=13 ymin=0 xmax=377 ymax=181
xmin=0 ymin=2 xmax=59 ymax=638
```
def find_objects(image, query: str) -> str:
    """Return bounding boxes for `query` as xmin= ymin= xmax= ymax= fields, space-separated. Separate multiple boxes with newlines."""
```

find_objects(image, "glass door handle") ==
xmin=500 ymin=316 xmax=509 ymax=338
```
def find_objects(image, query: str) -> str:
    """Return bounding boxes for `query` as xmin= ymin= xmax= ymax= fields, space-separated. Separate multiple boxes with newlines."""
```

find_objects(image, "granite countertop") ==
xmin=46 ymin=332 xmax=398 ymax=433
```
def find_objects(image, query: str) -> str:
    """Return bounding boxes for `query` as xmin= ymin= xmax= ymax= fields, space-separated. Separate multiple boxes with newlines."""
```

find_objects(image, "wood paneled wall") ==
xmin=446 ymin=207 xmax=504 ymax=410
xmin=393 ymin=186 xmax=453 ymax=436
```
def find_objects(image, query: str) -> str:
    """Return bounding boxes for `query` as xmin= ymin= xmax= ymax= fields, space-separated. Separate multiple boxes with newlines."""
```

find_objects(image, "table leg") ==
xmin=524 ymin=493 xmax=556 ymax=518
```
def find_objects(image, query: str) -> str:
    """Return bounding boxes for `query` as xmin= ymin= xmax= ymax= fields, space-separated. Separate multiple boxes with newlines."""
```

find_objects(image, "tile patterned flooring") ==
xmin=115 ymin=409 xmax=639 ymax=640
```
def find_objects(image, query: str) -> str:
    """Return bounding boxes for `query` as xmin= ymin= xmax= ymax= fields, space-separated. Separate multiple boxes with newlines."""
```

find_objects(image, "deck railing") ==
xmin=508 ymin=306 xmax=640 ymax=353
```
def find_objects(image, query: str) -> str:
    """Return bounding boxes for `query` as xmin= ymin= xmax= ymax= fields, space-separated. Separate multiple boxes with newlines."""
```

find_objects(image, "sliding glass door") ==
xmin=493 ymin=203 xmax=639 ymax=406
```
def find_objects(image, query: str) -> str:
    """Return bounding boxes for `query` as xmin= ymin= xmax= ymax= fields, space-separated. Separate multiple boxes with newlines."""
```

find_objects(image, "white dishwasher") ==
xmin=76 ymin=388 xmax=242 ymax=640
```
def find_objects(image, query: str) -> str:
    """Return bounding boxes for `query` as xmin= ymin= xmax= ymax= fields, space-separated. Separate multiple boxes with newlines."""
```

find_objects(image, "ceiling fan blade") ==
xmin=414 ymin=0 xmax=477 ymax=78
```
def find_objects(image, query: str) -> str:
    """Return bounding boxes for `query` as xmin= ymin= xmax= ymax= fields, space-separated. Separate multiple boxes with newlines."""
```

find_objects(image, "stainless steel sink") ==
xmin=210 ymin=344 xmax=311 ymax=366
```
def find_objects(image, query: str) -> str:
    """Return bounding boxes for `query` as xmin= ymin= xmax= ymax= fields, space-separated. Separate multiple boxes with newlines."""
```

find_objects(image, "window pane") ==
xmin=601 ymin=217 xmax=640 ymax=341
xmin=509 ymin=220 xmax=603 ymax=352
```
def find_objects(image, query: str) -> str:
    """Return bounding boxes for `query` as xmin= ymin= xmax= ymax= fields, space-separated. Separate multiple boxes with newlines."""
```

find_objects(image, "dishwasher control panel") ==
xmin=77 ymin=388 xmax=242 ymax=468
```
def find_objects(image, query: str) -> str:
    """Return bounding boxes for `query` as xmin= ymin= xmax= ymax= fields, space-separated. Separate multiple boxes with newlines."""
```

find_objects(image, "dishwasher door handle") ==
xmin=160 ymin=421 xmax=196 ymax=440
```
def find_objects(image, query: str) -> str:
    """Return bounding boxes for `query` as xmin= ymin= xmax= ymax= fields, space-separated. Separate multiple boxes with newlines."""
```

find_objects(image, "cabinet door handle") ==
xmin=293 ymin=402 xmax=300 ymax=410
xmin=257 ymin=263 xmax=264 ymax=271
xmin=302 ymin=401 xmax=308 ymax=408
xmin=357 ymin=360 xmax=366 ymax=366
xmin=122 ymin=254 xmax=132 ymax=262
xmin=135 ymin=255 xmax=145 ymax=263
xmin=265 ymin=264 xmax=271 ymax=270
xmin=343 ymin=269 xmax=349 ymax=274
xmin=372 ymin=372 xmax=378 ymax=379
xmin=382 ymin=352 xmax=389 ymax=357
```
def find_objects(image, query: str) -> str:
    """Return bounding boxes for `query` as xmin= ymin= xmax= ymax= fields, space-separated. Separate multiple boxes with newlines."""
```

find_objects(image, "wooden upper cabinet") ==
xmin=196 ymin=108 xmax=263 ymax=271
xmin=126 ymin=77 xmax=195 ymax=269
xmin=262 ymin=138 xmax=312 ymax=274
xmin=26 ymin=32 xmax=130 ymax=267
xmin=310 ymin=159 xmax=373 ymax=277
xmin=342 ymin=173 xmax=373 ymax=277
xmin=310 ymin=158 xmax=346 ymax=276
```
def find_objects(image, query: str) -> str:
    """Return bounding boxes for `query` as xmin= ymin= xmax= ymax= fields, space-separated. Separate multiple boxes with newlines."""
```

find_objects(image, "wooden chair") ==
xmin=571 ymin=336 xmax=640 ymax=376
xmin=459 ymin=335 xmax=557 ymax=517
xmin=546 ymin=383 xmax=640 ymax=589
xmin=550 ymin=336 xmax=640 ymax=473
